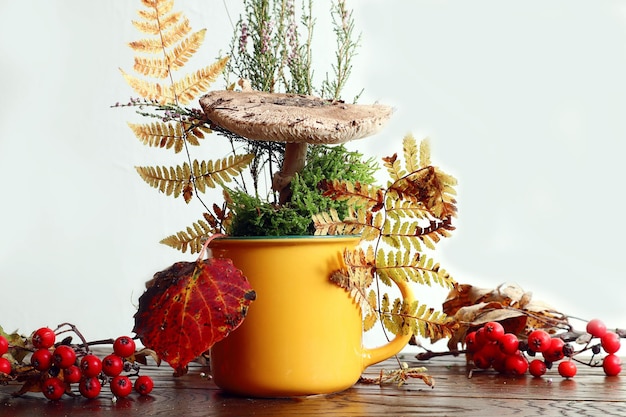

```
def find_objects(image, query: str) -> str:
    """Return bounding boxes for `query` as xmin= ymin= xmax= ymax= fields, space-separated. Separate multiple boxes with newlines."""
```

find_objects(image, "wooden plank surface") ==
xmin=1 ymin=352 xmax=624 ymax=416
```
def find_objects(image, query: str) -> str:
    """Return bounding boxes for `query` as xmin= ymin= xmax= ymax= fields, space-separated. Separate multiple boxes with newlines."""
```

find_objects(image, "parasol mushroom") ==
xmin=199 ymin=89 xmax=393 ymax=203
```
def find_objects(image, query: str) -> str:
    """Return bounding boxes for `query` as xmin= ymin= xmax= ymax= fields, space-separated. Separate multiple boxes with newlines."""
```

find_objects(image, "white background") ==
xmin=1 ymin=0 xmax=624 ymax=355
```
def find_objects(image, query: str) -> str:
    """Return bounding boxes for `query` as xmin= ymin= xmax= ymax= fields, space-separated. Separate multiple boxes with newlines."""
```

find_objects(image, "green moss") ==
xmin=226 ymin=145 xmax=377 ymax=236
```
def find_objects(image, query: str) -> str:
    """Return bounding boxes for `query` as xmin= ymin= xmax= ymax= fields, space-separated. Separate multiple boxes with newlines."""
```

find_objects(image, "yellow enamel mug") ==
xmin=209 ymin=236 xmax=414 ymax=397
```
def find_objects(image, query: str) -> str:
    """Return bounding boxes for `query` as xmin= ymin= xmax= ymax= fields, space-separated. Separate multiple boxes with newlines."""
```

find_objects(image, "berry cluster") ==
xmin=465 ymin=319 xmax=622 ymax=378
xmin=0 ymin=328 xmax=154 ymax=401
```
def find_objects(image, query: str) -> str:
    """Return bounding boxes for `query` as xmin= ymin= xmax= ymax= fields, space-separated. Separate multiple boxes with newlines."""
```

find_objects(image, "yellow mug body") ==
xmin=209 ymin=236 xmax=413 ymax=397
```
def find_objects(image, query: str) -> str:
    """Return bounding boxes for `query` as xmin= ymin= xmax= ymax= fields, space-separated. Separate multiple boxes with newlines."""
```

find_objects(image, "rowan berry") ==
xmin=32 ymin=327 xmax=56 ymax=349
xmin=41 ymin=377 xmax=66 ymax=401
xmin=529 ymin=359 xmax=547 ymax=377
xmin=527 ymin=329 xmax=551 ymax=353
xmin=113 ymin=336 xmax=136 ymax=358
xmin=63 ymin=365 xmax=82 ymax=384
xmin=483 ymin=321 xmax=505 ymax=342
xmin=0 ymin=335 xmax=8 ymax=356
xmin=498 ymin=333 xmax=519 ymax=355
xmin=80 ymin=354 xmax=102 ymax=378
xmin=543 ymin=338 xmax=565 ymax=363
xmin=53 ymin=345 xmax=77 ymax=369
xmin=558 ymin=360 xmax=577 ymax=378
xmin=0 ymin=357 xmax=12 ymax=375
xmin=600 ymin=331 xmax=621 ymax=354
xmin=505 ymin=354 xmax=528 ymax=376
xmin=586 ymin=319 xmax=607 ymax=338
xmin=465 ymin=331 xmax=479 ymax=353
xmin=31 ymin=348 xmax=53 ymax=371
xmin=79 ymin=376 xmax=102 ymax=399
xmin=110 ymin=375 xmax=133 ymax=398
xmin=134 ymin=375 xmax=154 ymax=396
xmin=102 ymin=354 xmax=124 ymax=377
xmin=602 ymin=354 xmax=622 ymax=376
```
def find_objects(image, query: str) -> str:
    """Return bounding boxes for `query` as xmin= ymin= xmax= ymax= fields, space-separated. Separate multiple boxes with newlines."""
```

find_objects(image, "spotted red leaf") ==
xmin=133 ymin=258 xmax=255 ymax=376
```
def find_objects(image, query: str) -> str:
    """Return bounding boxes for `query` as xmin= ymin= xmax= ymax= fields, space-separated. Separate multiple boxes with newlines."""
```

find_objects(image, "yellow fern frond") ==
xmin=160 ymin=217 xmax=219 ymax=254
xmin=120 ymin=69 xmax=166 ymax=101
xmin=194 ymin=154 xmax=254 ymax=193
xmin=363 ymin=290 xmax=379 ymax=332
xmin=312 ymin=209 xmax=367 ymax=236
xmin=130 ymin=17 xmax=191 ymax=52
xmin=137 ymin=0 xmax=174 ymax=21
xmin=133 ymin=29 xmax=206 ymax=78
xmin=167 ymin=29 xmax=206 ymax=71
xmin=403 ymin=133 xmax=419 ymax=173
xmin=135 ymin=163 xmax=193 ymax=201
xmin=419 ymin=137 xmax=431 ymax=168
xmin=166 ymin=56 xmax=230 ymax=105
xmin=382 ymin=153 xmax=406 ymax=183
xmin=133 ymin=10 xmax=182 ymax=35
xmin=128 ymin=121 xmax=206 ymax=152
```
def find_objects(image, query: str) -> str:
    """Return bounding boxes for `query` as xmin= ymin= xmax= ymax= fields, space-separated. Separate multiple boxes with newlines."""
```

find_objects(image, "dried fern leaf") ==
xmin=130 ymin=17 xmax=191 ymax=52
xmin=419 ymin=137 xmax=432 ymax=168
xmin=133 ymin=10 xmax=182 ymax=35
xmin=330 ymin=268 xmax=372 ymax=316
xmin=312 ymin=209 xmax=367 ymax=236
xmin=403 ymin=133 xmax=420 ymax=174
xmin=166 ymin=56 xmax=229 ymax=105
xmin=382 ymin=153 xmax=405 ymax=183
xmin=133 ymin=28 xmax=206 ymax=77
xmin=137 ymin=0 xmax=174 ymax=21
xmin=127 ymin=121 xmax=205 ymax=152
xmin=320 ymin=179 xmax=384 ymax=211
xmin=160 ymin=216 xmax=217 ymax=254
xmin=191 ymin=154 xmax=253 ymax=193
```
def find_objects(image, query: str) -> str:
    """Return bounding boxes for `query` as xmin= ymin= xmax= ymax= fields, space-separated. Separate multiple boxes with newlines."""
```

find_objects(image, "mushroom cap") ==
xmin=199 ymin=90 xmax=393 ymax=144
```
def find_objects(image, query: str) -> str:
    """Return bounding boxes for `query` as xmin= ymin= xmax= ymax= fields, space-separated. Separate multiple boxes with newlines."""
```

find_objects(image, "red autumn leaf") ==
xmin=133 ymin=258 xmax=255 ymax=376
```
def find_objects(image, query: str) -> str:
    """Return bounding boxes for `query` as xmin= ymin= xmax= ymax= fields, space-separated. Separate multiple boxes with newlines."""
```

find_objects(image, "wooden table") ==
xmin=1 ymin=352 xmax=624 ymax=416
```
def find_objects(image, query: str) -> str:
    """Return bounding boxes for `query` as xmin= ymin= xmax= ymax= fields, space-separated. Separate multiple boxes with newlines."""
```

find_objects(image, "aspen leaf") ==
xmin=133 ymin=258 xmax=256 ymax=376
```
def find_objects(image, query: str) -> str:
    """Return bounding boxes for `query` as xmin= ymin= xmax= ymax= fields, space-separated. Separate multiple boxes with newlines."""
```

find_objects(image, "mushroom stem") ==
xmin=272 ymin=142 xmax=308 ymax=204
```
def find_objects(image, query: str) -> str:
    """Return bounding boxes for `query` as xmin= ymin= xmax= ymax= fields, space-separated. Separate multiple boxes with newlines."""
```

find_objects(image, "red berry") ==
xmin=505 ymin=354 xmax=528 ymax=376
xmin=110 ymin=375 xmax=133 ymax=398
xmin=472 ymin=349 xmax=492 ymax=369
xmin=63 ymin=365 xmax=82 ymax=384
xmin=80 ymin=354 xmax=102 ymax=378
xmin=134 ymin=375 xmax=154 ymax=396
xmin=498 ymin=333 xmax=520 ymax=355
xmin=32 ymin=327 xmax=56 ymax=349
xmin=474 ymin=328 xmax=489 ymax=350
xmin=79 ymin=376 xmax=102 ymax=399
xmin=543 ymin=338 xmax=565 ymax=362
xmin=0 ymin=335 xmax=9 ymax=356
xmin=558 ymin=361 xmax=577 ymax=378
xmin=527 ymin=329 xmax=552 ymax=353
xmin=529 ymin=359 xmax=547 ymax=377
xmin=53 ymin=345 xmax=77 ymax=369
xmin=465 ymin=331 xmax=479 ymax=353
xmin=113 ymin=336 xmax=136 ymax=358
xmin=600 ymin=331 xmax=621 ymax=354
xmin=586 ymin=319 xmax=607 ymax=338
xmin=602 ymin=354 xmax=622 ymax=376
xmin=483 ymin=322 xmax=505 ymax=342
xmin=41 ymin=377 xmax=66 ymax=401
xmin=0 ymin=357 xmax=12 ymax=375
xmin=31 ymin=348 xmax=53 ymax=371
xmin=102 ymin=354 xmax=124 ymax=377
xmin=491 ymin=351 xmax=508 ymax=374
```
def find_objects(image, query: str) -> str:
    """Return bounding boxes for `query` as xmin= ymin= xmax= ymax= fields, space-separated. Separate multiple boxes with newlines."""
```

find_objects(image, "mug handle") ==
xmin=361 ymin=277 xmax=415 ymax=368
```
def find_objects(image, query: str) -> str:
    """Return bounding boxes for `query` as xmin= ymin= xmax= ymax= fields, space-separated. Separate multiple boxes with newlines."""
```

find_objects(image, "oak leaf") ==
xmin=133 ymin=258 xmax=255 ymax=376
